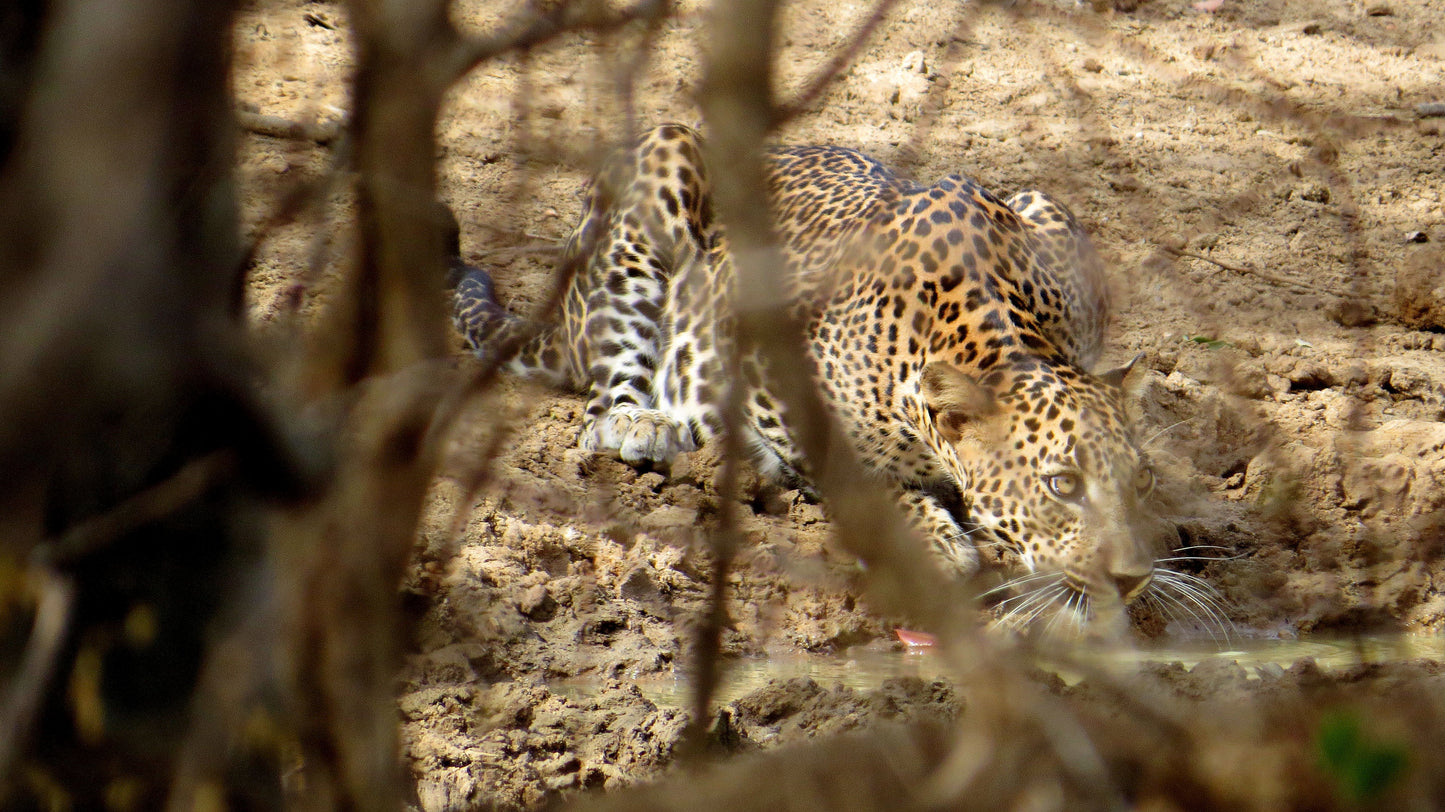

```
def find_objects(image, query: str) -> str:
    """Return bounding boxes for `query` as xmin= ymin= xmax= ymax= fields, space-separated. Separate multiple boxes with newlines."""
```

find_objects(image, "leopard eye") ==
xmin=1044 ymin=473 xmax=1084 ymax=502
xmin=1134 ymin=466 xmax=1156 ymax=496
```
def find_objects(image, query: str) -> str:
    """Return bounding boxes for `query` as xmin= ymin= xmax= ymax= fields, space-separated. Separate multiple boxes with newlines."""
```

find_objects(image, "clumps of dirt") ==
xmin=453 ymin=657 xmax=1445 ymax=812
xmin=402 ymin=670 xmax=965 ymax=811
xmin=1394 ymin=246 xmax=1445 ymax=331
xmin=408 ymin=387 xmax=893 ymax=691
xmin=725 ymin=676 xmax=961 ymax=747
xmin=402 ymin=679 xmax=686 ymax=810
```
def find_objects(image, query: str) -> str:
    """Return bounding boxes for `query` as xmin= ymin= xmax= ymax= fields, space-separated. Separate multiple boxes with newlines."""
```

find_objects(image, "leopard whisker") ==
xmin=1150 ymin=571 xmax=1235 ymax=641
xmin=1158 ymin=572 xmax=1236 ymax=631
xmin=1068 ymin=592 xmax=1091 ymax=635
xmin=1016 ymin=585 xmax=1070 ymax=629
xmin=1043 ymin=595 xmax=1069 ymax=637
xmin=1044 ymin=589 xmax=1087 ymax=639
xmin=1160 ymin=568 xmax=1233 ymax=599
xmin=1148 ymin=586 xmax=1223 ymax=644
xmin=1143 ymin=416 xmax=1196 ymax=450
xmin=992 ymin=578 xmax=1066 ymax=611
xmin=997 ymin=583 xmax=1067 ymax=630
xmin=1155 ymin=553 xmax=1246 ymax=564
xmin=940 ymin=525 xmax=992 ymax=548
xmin=982 ymin=570 xmax=1064 ymax=599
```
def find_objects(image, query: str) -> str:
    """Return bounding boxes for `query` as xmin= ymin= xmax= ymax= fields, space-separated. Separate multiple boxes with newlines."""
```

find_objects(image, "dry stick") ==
xmin=683 ymin=0 xmax=785 ymax=755
xmin=311 ymin=0 xmax=653 ymax=438
xmin=422 ymin=167 xmax=606 ymax=457
xmin=420 ymin=239 xmax=586 ymax=588
xmin=772 ymin=0 xmax=903 ymax=125
xmin=237 ymin=109 xmax=343 ymax=145
xmin=35 ymin=453 xmax=236 ymax=568
xmin=295 ymin=0 xmax=466 ymax=806
xmin=701 ymin=4 xmax=1108 ymax=804
xmin=420 ymin=1 xmax=664 ymax=581
xmin=419 ymin=180 xmax=615 ymax=574
xmin=444 ymin=0 xmax=670 ymax=85
xmin=1162 ymin=245 xmax=1349 ymax=298
xmin=694 ymin=0 xmax=978 ymax=744
xmin=0 ymin=570 xmax=75 ymax=791
xmin=684 ymin=336 xmax=750 ymax=757
xmin=423 ymin=243 xmax=592 ymax=737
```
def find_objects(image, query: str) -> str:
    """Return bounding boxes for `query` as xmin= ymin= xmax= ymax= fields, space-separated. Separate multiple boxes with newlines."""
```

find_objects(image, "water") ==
xmin=552 ymin=634 xmax=1445 ymax=708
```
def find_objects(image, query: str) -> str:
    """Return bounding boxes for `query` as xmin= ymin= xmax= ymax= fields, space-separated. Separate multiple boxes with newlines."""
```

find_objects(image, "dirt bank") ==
xmin=234 ymin=0 xmax=1445 ymax=807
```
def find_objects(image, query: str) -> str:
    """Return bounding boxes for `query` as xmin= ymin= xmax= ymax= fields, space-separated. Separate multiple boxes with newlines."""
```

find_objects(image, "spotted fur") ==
xmin=455 ymin=124 xmax=1199 ymax=626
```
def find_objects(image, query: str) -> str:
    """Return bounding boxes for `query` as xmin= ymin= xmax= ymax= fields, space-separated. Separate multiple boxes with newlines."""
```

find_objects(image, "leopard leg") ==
xmin=576 ymin=215 xmax=696 ymax=463
xmin=576 ymin=124 xmax=715 ymax=465
xmin=898 ymin=489 xmax=980 ymax=577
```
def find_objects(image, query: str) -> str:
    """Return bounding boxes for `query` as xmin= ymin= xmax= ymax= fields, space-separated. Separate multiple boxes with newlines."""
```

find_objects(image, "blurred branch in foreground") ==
xmin=0 ymin=0 xmax=304 ymax=807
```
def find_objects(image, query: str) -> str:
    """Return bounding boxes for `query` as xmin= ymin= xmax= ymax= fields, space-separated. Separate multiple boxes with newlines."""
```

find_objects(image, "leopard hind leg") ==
xmin=449 ymin=248 xmax=574 ymax=388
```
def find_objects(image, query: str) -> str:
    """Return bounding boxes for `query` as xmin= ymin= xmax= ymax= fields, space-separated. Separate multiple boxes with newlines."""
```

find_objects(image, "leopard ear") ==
xmin=1098 ymin=353 xmax=1145 ymax=389
xmin=920 ymin=362 xmax=995 ymax=444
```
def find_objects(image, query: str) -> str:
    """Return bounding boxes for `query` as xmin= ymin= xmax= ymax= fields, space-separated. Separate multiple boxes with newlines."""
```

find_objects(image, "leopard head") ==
xmin=918 ymin=357 xmax=1184 ymax=631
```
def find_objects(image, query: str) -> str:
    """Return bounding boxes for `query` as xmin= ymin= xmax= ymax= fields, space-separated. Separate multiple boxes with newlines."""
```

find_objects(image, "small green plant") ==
xmin=1185 ymin=334 xmax=1231 ymax=349
xmin=1316 ymin=711 xmax=1408 ymax=805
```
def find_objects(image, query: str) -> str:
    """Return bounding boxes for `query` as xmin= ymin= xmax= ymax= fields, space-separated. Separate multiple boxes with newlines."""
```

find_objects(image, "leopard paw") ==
xmin=581 ymin=405 xmax=697 ymax=465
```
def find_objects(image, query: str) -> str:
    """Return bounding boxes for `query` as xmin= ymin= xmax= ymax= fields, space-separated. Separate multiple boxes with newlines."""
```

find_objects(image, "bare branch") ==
xmin=445 ymin=0 xmax=672 ymax=85
xmin=237 ymin=109 xmax=343 ymax=145
xmin=0 ymin=570 xmax=75 ymax=790
xmin=1162 ymin=245 xmax=1349 ymax=298
xmin=703 ymin=0 xmax=966 ymax=643
xmin=773 ymin=0 xmax=903 ymax=124
xmin=35 ymin=453 xmax=235 ymax=568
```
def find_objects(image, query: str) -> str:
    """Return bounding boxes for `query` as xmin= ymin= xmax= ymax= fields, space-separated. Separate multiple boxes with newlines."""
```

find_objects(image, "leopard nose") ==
xmin=1110 ymin=571 xmax=1152 ymax=602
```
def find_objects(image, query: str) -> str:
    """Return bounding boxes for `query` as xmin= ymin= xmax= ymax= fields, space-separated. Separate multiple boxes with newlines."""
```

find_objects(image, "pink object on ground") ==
xmin=893 ymin=628 xmax=937 ymax=647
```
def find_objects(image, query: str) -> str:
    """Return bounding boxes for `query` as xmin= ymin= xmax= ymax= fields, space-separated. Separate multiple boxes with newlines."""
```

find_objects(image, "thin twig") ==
xmin=1162 ymin=245 xmax=1349 ymax=297
xmin=237 ymin=109 xmax=343 ymax=145
xmin=0 ymin=568 xmax=75 ymax=790
xmin=683 ymin=296 xmax=749 ymax=758
xmin=35 ymin=452 xmax=235 ymax=568
xmin=445 ymin=0 xmax=671 ymax=85
xmin=421 ymin=182 xmax=608 ymax=462
xmin=773 ymin=0 xmax=903 ymax=124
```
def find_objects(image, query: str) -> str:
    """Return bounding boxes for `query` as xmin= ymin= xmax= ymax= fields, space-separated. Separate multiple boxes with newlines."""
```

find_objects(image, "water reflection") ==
xmin=552 ymin=634 xmax=1445 ymax=708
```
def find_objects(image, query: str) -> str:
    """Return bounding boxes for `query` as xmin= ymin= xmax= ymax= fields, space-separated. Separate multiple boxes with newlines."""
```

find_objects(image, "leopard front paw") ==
xmin=928 ymin=535 xmax=981 ymax=579
xmin=898 ymin=490 xmax=981 ymax=578
xmin=580 ymin=405 xmax=697 ymax=465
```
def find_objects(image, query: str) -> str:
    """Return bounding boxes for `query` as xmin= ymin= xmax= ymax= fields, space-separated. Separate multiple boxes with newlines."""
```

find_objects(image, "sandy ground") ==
xmin=234 ymin=0 xmax=1445 ymax=807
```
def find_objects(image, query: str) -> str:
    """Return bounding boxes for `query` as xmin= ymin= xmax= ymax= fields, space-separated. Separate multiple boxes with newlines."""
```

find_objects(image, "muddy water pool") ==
xmin=554 ymin=634 xmax=1445 ymax=707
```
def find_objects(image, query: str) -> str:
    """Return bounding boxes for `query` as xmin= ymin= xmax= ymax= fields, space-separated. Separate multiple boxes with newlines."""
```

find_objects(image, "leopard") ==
xmin=451 ymin=123 xmax=1213 ymax=631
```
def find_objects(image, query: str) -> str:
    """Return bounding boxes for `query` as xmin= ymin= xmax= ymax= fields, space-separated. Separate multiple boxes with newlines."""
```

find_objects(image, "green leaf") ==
xmin=1185 ymin=335 xmax=1231 ymax=349
xmin=1317 ymin=714 xmax=1360 ymax=768
xmin=1316 ymin=711 xmax=1409 ymax=804
xmin=1350 ymin=747 xmax=1407 ymax=801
